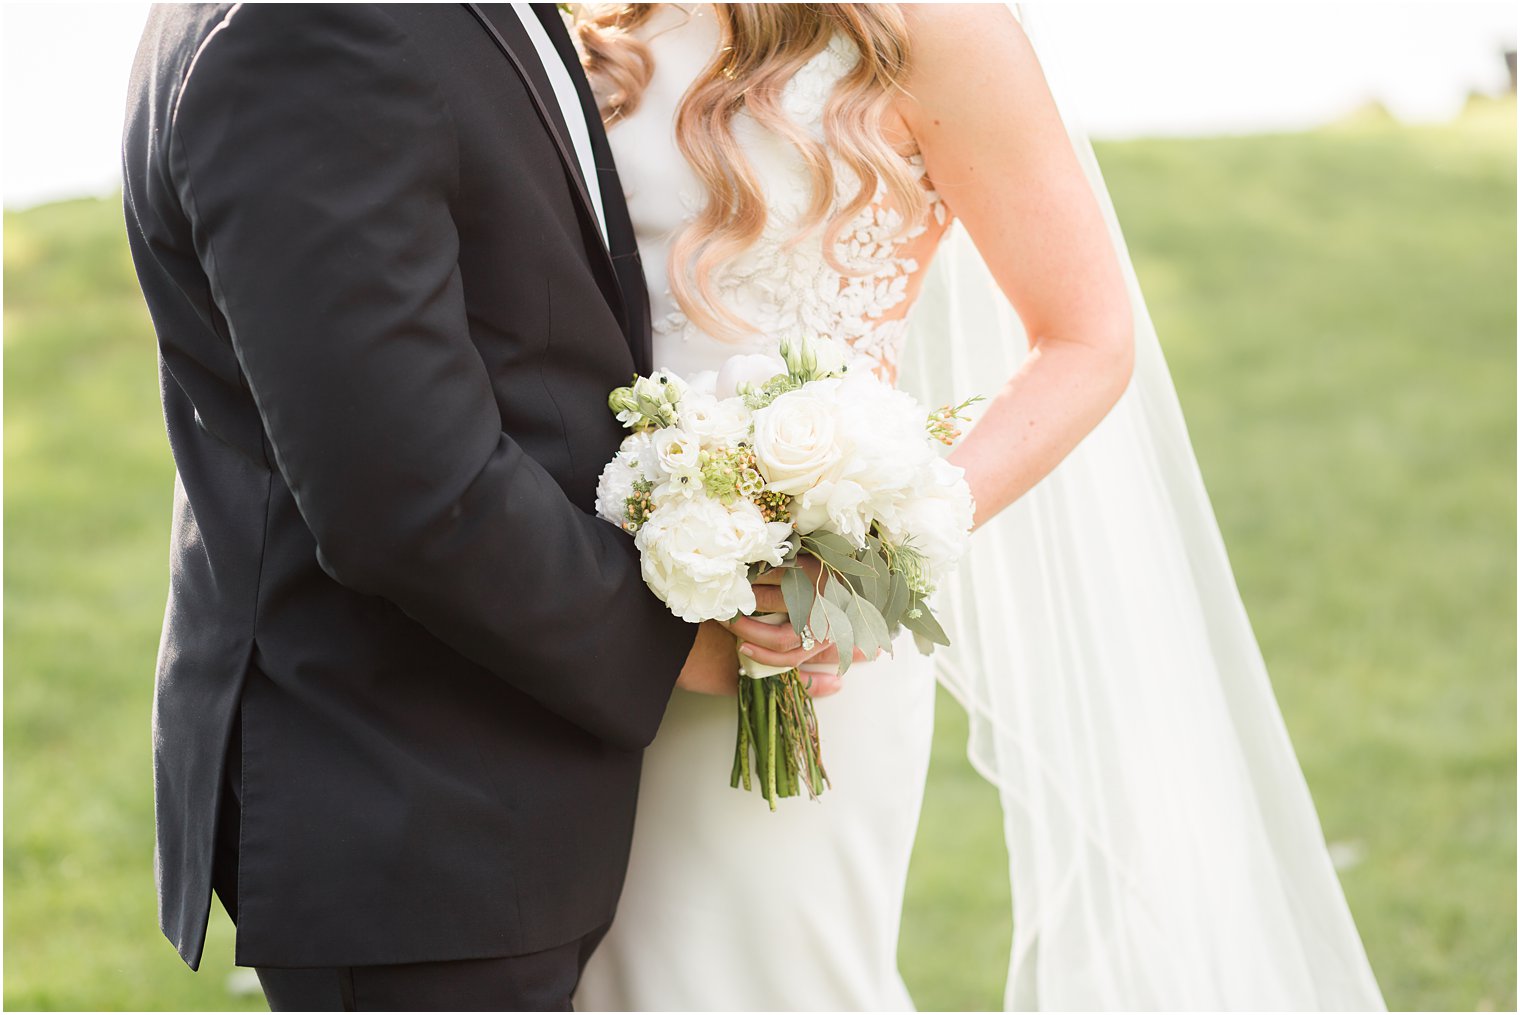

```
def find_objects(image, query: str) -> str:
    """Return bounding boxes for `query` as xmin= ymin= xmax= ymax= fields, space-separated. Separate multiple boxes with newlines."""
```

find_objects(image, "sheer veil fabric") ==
xmin=897 ymin=5 xmax=1387 ymax=1009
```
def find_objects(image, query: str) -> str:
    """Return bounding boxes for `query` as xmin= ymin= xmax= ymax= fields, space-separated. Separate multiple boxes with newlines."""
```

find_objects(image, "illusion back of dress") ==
xmin=604 ymin=4 xmax=949 ymax=381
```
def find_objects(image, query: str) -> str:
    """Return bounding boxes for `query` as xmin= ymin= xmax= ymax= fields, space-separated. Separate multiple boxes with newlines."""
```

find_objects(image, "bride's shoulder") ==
xmin=894 ymin=3 xmax=1039 ymax=132
xmin=899 ymin=2 xmax=1022 ymax=34
xmin=899 ymin=3 xmax=1030 ymax=79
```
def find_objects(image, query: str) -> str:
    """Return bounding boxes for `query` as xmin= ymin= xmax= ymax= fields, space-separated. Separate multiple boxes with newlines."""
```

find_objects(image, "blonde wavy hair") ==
xmin=575 ymin=3 xmax=925 ymax=340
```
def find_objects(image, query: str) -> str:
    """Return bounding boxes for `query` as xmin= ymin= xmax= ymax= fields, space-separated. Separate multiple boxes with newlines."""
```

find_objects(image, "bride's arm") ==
xmin=897 ymin=4 xmax=1135 ymax=528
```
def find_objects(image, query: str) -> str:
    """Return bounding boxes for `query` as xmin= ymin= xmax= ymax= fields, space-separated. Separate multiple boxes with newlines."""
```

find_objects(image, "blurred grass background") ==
xmin=5 ymin=96 xmax=1515 ymax=1010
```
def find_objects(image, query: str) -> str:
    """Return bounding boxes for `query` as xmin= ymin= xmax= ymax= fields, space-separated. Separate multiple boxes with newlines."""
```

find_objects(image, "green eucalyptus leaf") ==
xmin=819 ymin=595 xmax=856 ymax=677
xmin=821 ymin=574 xmax=853 ymax=610
xmin=779 ymin=565 xmax=816 ymax=641
xmin=801 ymin=530 xmax=857 ymax=559
xmin=862 ymin=545 xmax=891 ymax=604
xmin=804 ymin=540 xmax=876 ymax=578
xmin=882 ymin=571 xmax=911 ymax=631
xmin=780 ymin=536 xmax=802 ymax=566
xmin=808 ymin=593 xmax=830 ymax=649
xmin=846 ymin=544 xmax=879 ymax=603
xmin=903 ymin=599 xmax=950 ymax=647
xmin=845 ymin=594 xmax=891 ymax=660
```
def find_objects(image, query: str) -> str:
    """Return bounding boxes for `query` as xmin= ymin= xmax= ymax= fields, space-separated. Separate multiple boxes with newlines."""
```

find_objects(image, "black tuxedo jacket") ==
xmin=122 ymin=3 xmax=695 ymax=970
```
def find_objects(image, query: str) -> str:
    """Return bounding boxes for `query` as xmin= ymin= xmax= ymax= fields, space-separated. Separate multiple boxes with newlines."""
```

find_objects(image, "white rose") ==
xmin=634 ymin=497 xmax=792 ymax=623
xmin=678 ymin=392 xmax=753 ymax=449
xmin=884 ymin=458 xmax=975 ymax=582
xmin=715 ymin=352 xmax=787 ymax=400
xmin=751 ymin=385 xmax=845 ymax=496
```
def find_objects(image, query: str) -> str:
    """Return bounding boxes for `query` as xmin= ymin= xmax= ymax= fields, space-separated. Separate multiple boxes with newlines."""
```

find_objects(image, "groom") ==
xmin=123 ymin=4 xmax=791 ymax=1009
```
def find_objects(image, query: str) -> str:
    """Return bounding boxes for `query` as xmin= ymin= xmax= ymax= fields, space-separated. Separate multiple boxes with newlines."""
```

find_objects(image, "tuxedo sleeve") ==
xmin=167 ymin=5 xmax=695 ymax=749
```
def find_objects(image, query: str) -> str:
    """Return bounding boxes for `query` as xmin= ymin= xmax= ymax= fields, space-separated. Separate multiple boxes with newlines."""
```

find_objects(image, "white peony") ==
xmin=715 ymin=352 xmax=787 ymax=400
xmin=634 ymin=496 xmax=793 ymax=623
xmin=883 ymin=457 xmax=975 ymax=583
xmin=678 ymin=392 xmax=753 ymax=449
xmin=834 ymin=371 xmax=935 ymax=500
xmin=618 ymin=431 xmax=661 ymax=483
xmin=793 ymin=476 xmax=873 ymax=546
xmin=751 ymin=383 xmax=846 ymax=496
xmin=595 ymin=432 xmax=659 ymax=526
xmin=594 ymin=454 xmax=641 ymax=527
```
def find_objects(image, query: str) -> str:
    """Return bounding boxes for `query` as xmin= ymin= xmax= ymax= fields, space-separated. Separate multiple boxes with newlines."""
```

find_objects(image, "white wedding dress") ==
xmin=576 ymin=4 xmax=1387 ymax=1012
xmin=574 ymin=4 xmax=948 ymax=1011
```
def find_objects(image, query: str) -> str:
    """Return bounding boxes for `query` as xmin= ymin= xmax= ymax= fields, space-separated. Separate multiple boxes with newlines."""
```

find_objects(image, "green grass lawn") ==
xmin=5 ymin=97 xmax=1514 ymax=1011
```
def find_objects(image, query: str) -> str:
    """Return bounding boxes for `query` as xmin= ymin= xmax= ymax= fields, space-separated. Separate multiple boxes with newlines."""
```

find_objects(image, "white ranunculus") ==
xmin=634 ymin=496 xmax=792 ymax=623
xmin=715 ymin=352 xmax=787 ymax=400
xmin=678 ymin=392 xmax=753 ymax=449
xmin=751 ymin=384 xmax=845 ymax=496
xmin=885 ymin=458 xmax=975 ymax=582
xmin=653 ymin=427 xmax=702 ymax=475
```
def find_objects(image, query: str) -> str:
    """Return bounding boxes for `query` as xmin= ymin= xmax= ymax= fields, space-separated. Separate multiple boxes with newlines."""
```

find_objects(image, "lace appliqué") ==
xmin=652 ymin=35 xmax=949 ymax=378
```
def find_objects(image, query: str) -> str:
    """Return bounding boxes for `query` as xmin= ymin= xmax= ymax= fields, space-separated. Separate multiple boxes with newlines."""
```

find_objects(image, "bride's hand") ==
xmin=676 ymin=616 xmax=840 ymax=698
xmin=676 ymin=568 xmax=840 ymax=696
xmin=792 ymin=643 xmax=882 ymax=700
xmin=737 ymin=560 xmax=879 ymax=698
xmin=674 ymin=620 xmax=744 ymax=696
xmin=720 ymin=582 xmax=838 ymax=676
xmin=732 ymin=560 xmax=839 ymax=672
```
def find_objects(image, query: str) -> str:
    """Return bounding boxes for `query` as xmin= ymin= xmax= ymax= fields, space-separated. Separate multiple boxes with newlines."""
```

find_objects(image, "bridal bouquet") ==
xmin=595 ymin=337 xmax=976 ymax=809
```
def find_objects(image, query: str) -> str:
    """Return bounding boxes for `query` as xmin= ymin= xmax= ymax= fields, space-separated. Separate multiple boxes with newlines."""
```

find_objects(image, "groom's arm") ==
xmin=166 ymin=5 xmax=696 ymax=748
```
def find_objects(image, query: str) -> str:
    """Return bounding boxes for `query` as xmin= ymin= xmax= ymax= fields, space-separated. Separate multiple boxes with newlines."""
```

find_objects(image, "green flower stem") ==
xmin=731 ymin=668 xmax=830 ymax=808
xmin=732 ymin=679 xmax=751 ymax=791
xmin=765 ymin=681 xmax=778 ymax=811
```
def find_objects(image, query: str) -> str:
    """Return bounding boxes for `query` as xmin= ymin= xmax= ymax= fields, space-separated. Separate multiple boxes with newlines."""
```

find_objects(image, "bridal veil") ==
xmin=897 ymin=5 xmax=1387 ymax=1009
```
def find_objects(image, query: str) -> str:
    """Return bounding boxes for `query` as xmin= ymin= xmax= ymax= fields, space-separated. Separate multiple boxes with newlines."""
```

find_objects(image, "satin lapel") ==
xmin=529 ymin=3 xmax=652 ymax=373
xmin=463 ymin=4 xmax=630 ymax=338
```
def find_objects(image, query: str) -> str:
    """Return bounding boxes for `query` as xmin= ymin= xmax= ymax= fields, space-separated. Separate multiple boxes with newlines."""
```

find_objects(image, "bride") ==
xmin=571 ymin=4 xmax=1386 ymax=1011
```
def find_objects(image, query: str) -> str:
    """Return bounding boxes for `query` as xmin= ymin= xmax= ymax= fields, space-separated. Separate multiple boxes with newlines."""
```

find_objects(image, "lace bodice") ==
xmin=598 ymin=3 xmax=949 ymax=381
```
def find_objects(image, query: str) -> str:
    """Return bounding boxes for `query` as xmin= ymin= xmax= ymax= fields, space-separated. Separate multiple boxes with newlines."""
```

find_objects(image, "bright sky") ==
xmin=1 ymin=2 xmax=1514 ymax=209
